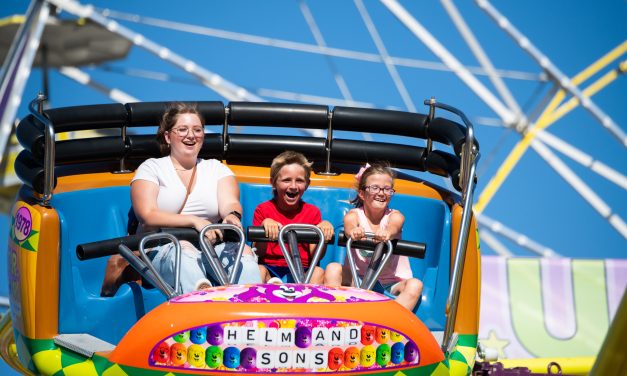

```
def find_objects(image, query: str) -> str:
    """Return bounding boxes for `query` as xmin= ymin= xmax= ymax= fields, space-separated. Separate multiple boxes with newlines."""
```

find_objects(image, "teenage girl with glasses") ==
xmin=325 ymin=162 xmax=423 ymax=311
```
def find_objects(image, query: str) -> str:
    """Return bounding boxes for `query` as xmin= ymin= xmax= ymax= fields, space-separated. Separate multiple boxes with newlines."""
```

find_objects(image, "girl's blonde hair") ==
xmin=350 ymin=162 xmax=396 ymax=207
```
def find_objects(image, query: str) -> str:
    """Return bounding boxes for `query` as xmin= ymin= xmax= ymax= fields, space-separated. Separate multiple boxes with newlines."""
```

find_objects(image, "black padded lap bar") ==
xmin=430 ymin=117 xmax=479 ymax=156
xmin=126 ymin=135 xmax=160 ymax=159
xmin=247 ymin=226 xmax=335 ymax=244
xmin=14 ymin=151 xmax=52 ymax=193
xmin=337 ymin=233 xmax=426 ymax=259
xmin=125 ymin=134 xmax=224 ymax=160
xmin=77 ymin=228 xmax=242 ymax=260
xmin=226 ymin=135 xmax=326 ymax=166
xmin=44 ymin=103 xmax=128 ymax=132
xmin=126 ymin=101 xmax=225 ymax=126
xmin=425 ymin=150 xmax=461 ymax=182
xmin=16 ymin=114 xmax=44 ymax=156
xmin=331 ymin=139 xmax=427 ymax=171
xmin=332 ymin=106 xmax=428 ymax=138
xmin=15 ymin=100 xmax=472 ymax=194
xmin=228 ymin=102 xmax=329 ymax=129
xmin=54 ymin=137 xmax=126 ymax=164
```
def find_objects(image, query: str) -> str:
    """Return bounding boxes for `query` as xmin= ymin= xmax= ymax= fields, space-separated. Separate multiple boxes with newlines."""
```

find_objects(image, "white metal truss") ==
xmin=0 ymin=0 xmax=50 ymax=166
xmin=95 ymin=7 xmax=543 ymax=82
xmin=3 ymin=0 xmax=623 ymax=257
xmin=476 ymin=0 xmax=627 ymax=146
xmin=59 ymin=66 xmax=139 ymax=103
xmin=48 ymin=0 xmax=263 ymax=103
xmin=477 ymin=227 xmax=513 ymax=257
xmin=299 ymin=0 xmax=355 ymax=104
xmin=380 ymin=0 xmax=518 ymax=126
xmin=476 ymin=214 xmax=560 ymax=257
xmin=535 ymin=129 xmax=627 ymax=190
xmin=440 ymin=0 xmax=522 ymax=117
xmin=355 ymin=0 xmax=416 ymax=112
xmin=531 ymin=139 xmax=627 ymax=239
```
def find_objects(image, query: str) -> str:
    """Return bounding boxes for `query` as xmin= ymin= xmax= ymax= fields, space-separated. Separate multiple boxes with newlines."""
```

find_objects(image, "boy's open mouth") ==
xmin=285 ymin=191 xmax=299 ymax=198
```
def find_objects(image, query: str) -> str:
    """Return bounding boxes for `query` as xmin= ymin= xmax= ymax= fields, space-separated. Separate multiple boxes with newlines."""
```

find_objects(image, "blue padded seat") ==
xmin=55 ymin=183 xmax=450 ymax=344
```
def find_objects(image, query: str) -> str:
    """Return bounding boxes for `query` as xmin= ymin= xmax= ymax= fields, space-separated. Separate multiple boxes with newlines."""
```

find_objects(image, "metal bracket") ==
xmin=318 ymin=111 xmax=338 ymax=176
xmin=114 ymin=122 xmax=131 ymax=173
xmin=345 ymin=233 xmax=394 ymax=290
xmin=198 ymin=224 xmax=246 ymax=285
xmin=277 ymin=224 xmax=325 ymax=283
xmin=29 ymin=93 xmax=55 ymax=206
xmin=222 ymin=106 xmax=230 ymax=154
xmin=425 ymin=97 xmax=436 ymax=157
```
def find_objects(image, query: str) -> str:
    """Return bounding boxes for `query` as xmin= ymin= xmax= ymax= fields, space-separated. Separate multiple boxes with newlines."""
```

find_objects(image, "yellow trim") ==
xmin=0 ymin=314 xmax=35 ymax=375
xmin=499 ymin=357 xmax=595 ymax=376
xmin=572 ymin=41 xmax=627 ymax=84
xmin=0 ymin=15 xmax=25 ymax=27
xmin=474 ymin=42 xmax=627 ymax=214
xmin=542 ymin=62 xmax=626 ymax=127
xmin=53 ymin=164 xmax=453 ymax=202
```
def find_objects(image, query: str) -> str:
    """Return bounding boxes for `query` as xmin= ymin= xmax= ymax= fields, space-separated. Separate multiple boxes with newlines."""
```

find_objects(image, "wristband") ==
xmin=226 ymin=210 xmax=242 ymax=220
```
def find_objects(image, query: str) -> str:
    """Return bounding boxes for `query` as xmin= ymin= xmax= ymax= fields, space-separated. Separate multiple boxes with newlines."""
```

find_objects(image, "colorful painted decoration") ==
xmin=147 ymin=318 xmax=419 ymax=372
xmin=171 ymin=283 xmax=389 ymax=304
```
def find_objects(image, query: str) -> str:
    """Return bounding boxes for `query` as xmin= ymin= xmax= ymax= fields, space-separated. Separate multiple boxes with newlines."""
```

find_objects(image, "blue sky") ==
xmin=1 ymin=0 xmax=626 ymax=259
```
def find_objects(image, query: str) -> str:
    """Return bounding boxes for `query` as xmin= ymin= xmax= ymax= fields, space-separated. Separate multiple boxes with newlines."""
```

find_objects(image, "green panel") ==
xmin=508 ymin=259 xmax=609 ymax=357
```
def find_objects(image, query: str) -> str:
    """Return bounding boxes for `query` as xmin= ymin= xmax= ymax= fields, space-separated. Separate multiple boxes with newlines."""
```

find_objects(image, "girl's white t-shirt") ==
xmin=131 ymin=156 xmax=234 ymax=223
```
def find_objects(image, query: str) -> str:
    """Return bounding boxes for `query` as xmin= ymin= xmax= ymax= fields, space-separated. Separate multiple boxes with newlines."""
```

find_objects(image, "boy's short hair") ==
xmin=270 ymin=151 xmax=313 ymax=186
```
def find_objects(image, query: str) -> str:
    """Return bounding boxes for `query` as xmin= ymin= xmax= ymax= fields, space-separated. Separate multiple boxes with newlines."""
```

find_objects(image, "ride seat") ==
xmin=56 ymin=182 xmax=450 ymax=345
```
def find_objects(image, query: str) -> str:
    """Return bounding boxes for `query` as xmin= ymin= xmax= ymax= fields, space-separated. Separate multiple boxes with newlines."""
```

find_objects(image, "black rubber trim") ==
xmin=125 ymin=101 xmax=225 ymax=126
xmin=430 ymin=117 xmax=479 ymax=156
xmin=55 ymin=137 xmax=126 ymax=164
xmin=225 ymin=134 xmax=326 ymax=167
xmin=77 ymin=227 xmax=241 ymax=260
xmin=44 ymin=103 xmax=128 ymax=132
xmin=14 ymin=150 xmax=53 ymax=193
xmin=125 ymin=134 xmax=224 ymax=160
xmin=247 ymin=226 xmax=335 ymax=244
xmin=332 ymin=106 xmax=428 ymax=138
xmin=16 ymin=114 xmax=44 ymax=157
xmin=228 ymin=102 xmax=329 ymax=129
xmin=337 ymin=233 xmax=426 ymax=259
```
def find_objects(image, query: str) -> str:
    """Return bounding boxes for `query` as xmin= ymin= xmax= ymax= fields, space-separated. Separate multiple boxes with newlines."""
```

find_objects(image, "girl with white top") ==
xmin=130 ymin=102 xmax=262 ymax=293
xmin=325 ymin=162 xmax=423 ymax=311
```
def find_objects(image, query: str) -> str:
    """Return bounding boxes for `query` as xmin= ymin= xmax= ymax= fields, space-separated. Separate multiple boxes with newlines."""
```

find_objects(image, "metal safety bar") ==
xmin=138 ymin=232 xmax=182 ymax=297
xmin=345 ymin=233 xmax=394 ymax=290
xmin=424 ymin=99 xmax=480 ymax=353
xmin=29 ymin=94 xmax=55 ymax=205
xmin=277 ymin=224 xmax=325 ymax=283
xmin=198 ymin=224 xmax=246 ymax=286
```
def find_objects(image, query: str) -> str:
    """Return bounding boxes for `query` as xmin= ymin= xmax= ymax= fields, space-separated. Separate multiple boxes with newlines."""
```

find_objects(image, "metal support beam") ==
xmin=0 ymin=0 xmax=50 ymax=167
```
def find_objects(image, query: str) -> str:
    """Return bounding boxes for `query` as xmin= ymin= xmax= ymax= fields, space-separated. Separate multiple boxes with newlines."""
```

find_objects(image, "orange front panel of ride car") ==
xmin=109 ymin=284 xmax=444 ymax=374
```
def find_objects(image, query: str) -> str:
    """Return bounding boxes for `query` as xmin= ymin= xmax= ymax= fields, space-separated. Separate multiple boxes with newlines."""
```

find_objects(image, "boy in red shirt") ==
xmin=253 ymin=151 xmax=334 ymax=284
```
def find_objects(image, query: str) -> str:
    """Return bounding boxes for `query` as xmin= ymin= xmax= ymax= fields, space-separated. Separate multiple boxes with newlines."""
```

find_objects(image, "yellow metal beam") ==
xmin=474 ymin=41 xmax=627 ymax=214
xmin=543 ymin=60 xmax=626 ymax=127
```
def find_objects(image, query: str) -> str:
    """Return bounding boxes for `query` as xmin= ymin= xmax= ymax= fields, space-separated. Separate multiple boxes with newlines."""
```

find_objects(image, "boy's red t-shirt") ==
xmin=253 ymin=199 xmax=321 ymax=267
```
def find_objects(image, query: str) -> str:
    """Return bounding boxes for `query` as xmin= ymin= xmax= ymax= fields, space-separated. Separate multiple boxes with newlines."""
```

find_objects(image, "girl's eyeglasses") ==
xmin=364 ymin=185 xmax=395 ymax=196
xmin=170 ymin=127 xmax=204 ymax=138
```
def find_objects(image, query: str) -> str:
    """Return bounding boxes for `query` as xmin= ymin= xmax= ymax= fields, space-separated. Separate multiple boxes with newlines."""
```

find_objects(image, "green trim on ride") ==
xmin=13 ymin=330 xmax=470 ymax=375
